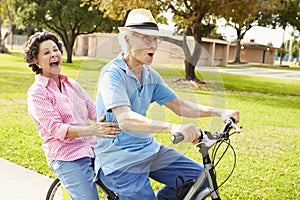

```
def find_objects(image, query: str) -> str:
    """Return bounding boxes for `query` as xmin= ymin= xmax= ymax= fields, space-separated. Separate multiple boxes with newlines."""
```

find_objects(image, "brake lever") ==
xmin=193 ymin=130 xmax=218 ymax=150
xmin=232 ymin=123 xmax=242 ymax=133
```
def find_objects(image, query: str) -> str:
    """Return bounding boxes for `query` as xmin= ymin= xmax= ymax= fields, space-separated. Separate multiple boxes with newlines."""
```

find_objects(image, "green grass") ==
xmin=1 ymin=52 xmax=300 ymax=199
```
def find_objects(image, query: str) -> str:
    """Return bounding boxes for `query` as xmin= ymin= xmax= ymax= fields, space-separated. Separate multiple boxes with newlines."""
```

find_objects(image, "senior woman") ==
xmin=25 ymin=31 xmax=120 ymax=200
xmin=94 ymin=8 xmax=239 ymax=200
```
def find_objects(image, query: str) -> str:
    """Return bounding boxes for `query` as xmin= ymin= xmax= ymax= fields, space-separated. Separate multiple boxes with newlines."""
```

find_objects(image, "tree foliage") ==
xmin=18 ymin=0 xmax=121 ymax=63
xmin=83 ymin=0 xmax=227 ymax=81
xmin=258 ymin=0 xmax=300 ymax=64
xmin=259 ymin=0 xmax=300 ymax=31
xmin=220 ymin=0 xmax=273 ymax=63
xmin=0 ymin=0 xmax=18 ymax=52
xmin=82 ymin=0 xmax=300 ymax=69
xmin=158 ymin=1 xmax=219 ymax=80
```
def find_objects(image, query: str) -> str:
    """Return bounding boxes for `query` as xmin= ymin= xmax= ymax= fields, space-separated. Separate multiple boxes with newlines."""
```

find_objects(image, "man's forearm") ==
xmin=116 ymin=110 xmax=173 ymax=134
xmin=176 ymin=99 xmax=223 ymax=118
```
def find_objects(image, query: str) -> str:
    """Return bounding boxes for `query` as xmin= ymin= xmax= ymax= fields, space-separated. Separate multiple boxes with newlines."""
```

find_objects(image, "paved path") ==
xmin=198 ymin=67 xmax=300 ymax=81
xmin=0 ymin=158 xmax=54 ymax=200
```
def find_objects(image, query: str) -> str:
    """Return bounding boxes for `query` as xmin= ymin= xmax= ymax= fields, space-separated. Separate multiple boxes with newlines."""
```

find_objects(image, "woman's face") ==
xmin=35 ymin=40 xmax=62 ymax=79
xmin=127 ymin=32 xmax=160 ymax=65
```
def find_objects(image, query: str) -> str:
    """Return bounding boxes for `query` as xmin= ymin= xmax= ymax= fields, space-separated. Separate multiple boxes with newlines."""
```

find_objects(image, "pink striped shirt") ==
xmin=27 ymin=74 xmax=97 ymax=165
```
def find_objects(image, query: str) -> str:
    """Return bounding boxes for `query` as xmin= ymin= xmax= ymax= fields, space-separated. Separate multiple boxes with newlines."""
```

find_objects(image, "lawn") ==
xmin=0 ymin=52 xmax=300 ymax=199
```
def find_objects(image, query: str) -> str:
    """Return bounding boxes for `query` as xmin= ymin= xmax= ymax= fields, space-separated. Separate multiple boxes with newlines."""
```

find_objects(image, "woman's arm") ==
xmin=66 ymin=115 xmax=120 ymax=138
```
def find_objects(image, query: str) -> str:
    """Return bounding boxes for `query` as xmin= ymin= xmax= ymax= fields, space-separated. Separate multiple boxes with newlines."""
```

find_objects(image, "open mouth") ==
xmin=50 ymin=61 xmax=59 ymax=67
xmin=147 ymin=53 xmax=154 ymax=57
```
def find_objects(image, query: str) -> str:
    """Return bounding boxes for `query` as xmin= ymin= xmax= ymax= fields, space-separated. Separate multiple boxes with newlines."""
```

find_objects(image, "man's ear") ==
xmin=125 ymin=36 xmax=131 ymax=50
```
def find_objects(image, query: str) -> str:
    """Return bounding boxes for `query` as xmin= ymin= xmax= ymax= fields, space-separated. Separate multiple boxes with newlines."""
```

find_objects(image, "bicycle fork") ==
xmin=183 ymin=148 xmax=221 ymax=200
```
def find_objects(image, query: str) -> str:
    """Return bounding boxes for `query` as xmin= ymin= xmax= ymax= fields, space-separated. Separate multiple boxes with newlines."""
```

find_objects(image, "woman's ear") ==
xmin=34 ymin=58 xmax=39 ymax=65
xmin=34 ymin=59 xmax=41 ymax=69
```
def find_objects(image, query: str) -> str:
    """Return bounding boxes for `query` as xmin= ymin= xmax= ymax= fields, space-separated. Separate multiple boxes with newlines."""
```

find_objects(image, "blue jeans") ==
xmin=98 ymin=146 xmax=206 ymax=200
xmin=50 ymin=157 xmax=99 ymax=200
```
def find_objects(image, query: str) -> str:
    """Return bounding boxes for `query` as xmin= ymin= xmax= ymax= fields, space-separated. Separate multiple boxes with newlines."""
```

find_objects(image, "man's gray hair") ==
xmin=118 ymin=31 xmax=133 ymax=54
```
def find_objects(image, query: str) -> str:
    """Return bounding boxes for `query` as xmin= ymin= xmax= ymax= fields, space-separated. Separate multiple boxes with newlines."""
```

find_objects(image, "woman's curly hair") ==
xmin=24 ymin=32 xmax=63 ymax=74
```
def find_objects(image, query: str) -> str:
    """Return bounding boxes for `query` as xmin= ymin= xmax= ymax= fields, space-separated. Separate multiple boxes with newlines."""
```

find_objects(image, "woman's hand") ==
xmin=91 ymin=115 xmax=120 ymax=138
xmin=67 ymin=115 xmax=120 ymax=138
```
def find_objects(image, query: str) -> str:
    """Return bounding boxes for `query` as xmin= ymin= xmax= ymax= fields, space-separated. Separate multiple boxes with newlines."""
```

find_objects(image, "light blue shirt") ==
xmin=94 ymin=56 xmax=177 ymax=175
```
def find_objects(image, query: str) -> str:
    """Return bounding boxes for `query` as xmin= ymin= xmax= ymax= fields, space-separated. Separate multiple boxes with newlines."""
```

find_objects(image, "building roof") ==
xmin=230 ymin=41 xmax=279 ymax=50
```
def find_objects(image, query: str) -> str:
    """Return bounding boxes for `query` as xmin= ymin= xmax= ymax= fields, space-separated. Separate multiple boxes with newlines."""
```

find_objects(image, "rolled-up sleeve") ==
xmin=99 ymin=69 xmax=131 ymax=113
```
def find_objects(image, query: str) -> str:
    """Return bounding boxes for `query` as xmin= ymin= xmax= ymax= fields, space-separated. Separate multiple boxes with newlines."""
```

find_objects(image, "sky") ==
xmin=216 ymin=20 xmax=295 ymax=48
xmin=158 ymin=15 xmax=294 ymax=49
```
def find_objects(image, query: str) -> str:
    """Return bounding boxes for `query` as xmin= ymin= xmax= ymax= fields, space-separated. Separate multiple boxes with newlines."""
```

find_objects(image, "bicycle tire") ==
xmin=46 ymin=178 xmax=117 ymax=200
xmin=46 ymin=178 xmax=64 ymax=200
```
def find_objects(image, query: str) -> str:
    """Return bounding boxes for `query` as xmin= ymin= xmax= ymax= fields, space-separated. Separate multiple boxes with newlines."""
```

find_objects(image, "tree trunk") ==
xmin=161 ymin=34 xmax=201 ymax=81
xmin=234 ymin=38 xmax=241 ymax=63
xmin=26 ymin=24 xmax=35 ymax=38
xmin=0 ymin=15 xmax=3 ymax=46
xmin=61 ymin=34 xmax=76 ymax=63
xmin=66 ymin=46 xmax=73 ymax=63
xmin=184 ymin=60 xmax=196 ymax=80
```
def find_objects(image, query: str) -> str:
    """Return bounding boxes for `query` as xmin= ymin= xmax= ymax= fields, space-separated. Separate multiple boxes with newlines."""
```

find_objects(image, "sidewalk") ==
xmin=0 ymin=158 xmax=54 ymax=200
xmin=198 ymin=67 xmax=300 ymax=81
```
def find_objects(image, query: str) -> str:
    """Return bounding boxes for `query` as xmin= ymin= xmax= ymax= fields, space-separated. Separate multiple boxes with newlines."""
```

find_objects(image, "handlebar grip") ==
xmin=171 ymin=132 xmax=184 ymax=144
xmin=221 ymin=116 xmax=235 ymax=134
xmin=228 ymin=116 xmax=235 ymax=123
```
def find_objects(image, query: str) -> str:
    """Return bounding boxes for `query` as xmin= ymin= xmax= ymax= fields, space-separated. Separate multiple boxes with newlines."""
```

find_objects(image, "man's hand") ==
xmin=171 ymin=124 xmax=201 ymax=143
xmin=223 ymin=110 xmax=239 ymax=123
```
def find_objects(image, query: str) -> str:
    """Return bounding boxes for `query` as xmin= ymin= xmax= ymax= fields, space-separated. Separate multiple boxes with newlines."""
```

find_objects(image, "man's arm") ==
xmin=112 ymin=105 xmax=200 ymax=142
xmin=165 ymin=97 xmax=239 ymax=122
xmin=112 ymin=106 xmax=173 ymax=134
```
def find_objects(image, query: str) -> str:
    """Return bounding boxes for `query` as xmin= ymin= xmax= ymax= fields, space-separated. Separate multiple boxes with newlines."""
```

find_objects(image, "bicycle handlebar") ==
xmin=171 ymin=117 xmax=241 ymax=145
xmin=170 ymin=132 xmax=185 ymax=144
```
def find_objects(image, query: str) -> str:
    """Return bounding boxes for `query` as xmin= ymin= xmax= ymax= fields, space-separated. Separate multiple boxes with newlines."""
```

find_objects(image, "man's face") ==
xmin=127 ymin=32 xmax=160 ymax=65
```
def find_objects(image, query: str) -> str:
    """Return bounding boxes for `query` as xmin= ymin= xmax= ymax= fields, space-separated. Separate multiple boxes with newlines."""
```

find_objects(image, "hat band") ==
xmin=125 ymin=22 xmax=158 ymax=31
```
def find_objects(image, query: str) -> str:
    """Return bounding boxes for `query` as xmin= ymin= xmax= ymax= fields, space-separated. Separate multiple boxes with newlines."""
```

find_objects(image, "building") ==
xmin=228 ymin=42 xmax=277 ymax=65
xmin=73 ymin=33 xmax=230 ymax=66
xmin=74 ymin=33 xmax=278 ymax=66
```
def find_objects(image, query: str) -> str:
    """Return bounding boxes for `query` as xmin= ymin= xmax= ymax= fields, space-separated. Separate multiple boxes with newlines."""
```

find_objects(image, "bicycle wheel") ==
xmin=46 ymin=178 xmax=70 ymax=200
xmin=46 ymin=178 xmax=114 ymax=200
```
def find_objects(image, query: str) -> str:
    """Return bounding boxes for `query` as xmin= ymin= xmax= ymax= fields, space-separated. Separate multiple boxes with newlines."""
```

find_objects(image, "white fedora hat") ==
xmin=118 ymin=8 xmax=162 ymax=36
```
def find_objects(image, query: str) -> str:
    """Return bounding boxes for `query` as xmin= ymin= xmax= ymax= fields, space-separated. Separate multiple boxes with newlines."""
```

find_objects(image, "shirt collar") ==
xmin=114 ymin=56 xmax=150 ymax=81
xmin=35 ymin=74 xmax=68 ymax=87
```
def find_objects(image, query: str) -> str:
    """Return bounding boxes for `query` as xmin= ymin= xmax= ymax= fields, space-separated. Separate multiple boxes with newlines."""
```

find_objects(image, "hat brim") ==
xmin=118 ymin=27 xmax=162 ymax=36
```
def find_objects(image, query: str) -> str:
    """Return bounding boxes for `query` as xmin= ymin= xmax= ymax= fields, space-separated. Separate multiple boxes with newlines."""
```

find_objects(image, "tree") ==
xmin=83 ymin=0 xmax=227 ymax=81
xmin=0 ymin=0 xmax=17 ymax=53
xmin=219 ymin=0 xmax=278 ymax=64
xmin=158 ymin=1 xmax=226 ymax=81
xmin=266 ymin=0 xmax=300 ymax=31
xmin=259 ymin=0 xmax=300 ymax=65
xmin=18 ymin=0 xmax=121 ymax=63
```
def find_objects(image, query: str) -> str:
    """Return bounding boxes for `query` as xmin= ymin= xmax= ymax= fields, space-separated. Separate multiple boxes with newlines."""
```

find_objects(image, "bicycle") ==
xmin=46 ymin=117 xmax=241 ymax=200
xmin=46 ymin=168 xmax=119 ymax=200
xmin=171 ymin=117 xmax=242 ymax=199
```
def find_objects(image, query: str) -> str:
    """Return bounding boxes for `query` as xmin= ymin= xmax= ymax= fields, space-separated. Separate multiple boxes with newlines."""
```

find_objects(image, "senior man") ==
xmin=94 ymin=8 xmax=239 ymax=200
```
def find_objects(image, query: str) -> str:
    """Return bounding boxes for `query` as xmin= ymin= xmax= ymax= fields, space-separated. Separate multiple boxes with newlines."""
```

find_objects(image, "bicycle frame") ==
xmin=183 ymin=132 xmax=221 ymax=200
xmin=172 ymin=118 xmax=241 ymax=200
